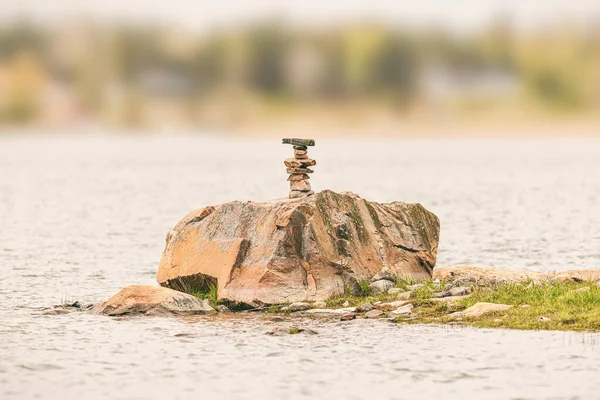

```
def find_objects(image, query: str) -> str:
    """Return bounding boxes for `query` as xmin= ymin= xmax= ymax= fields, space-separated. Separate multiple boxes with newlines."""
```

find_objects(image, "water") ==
xmin=1 ymin=135 xmax=600 ymax=399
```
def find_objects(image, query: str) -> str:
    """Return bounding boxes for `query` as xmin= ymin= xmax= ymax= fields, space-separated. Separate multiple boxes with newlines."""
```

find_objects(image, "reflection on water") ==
xmin=1 ymin=136 xmax=600 ymax=399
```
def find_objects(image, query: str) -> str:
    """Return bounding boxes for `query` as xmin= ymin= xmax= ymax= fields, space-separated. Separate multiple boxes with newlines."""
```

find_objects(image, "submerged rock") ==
xmin=340 ymin=313 xmax=356 ymax=321
xmin=157 ymin=190 xmax=439 ymax=306
xmin=215 ymin=305 xmax=231 ymax=313
xmin=388 ymin=304 xmax=414 ymax=318
xmin=92 ymin=285 xmax=215 ymax=316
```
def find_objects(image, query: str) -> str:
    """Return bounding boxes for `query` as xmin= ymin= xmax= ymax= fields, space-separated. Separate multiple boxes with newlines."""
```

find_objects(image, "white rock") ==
xmin=388 ymin=288 xmax=404 ymax=295
xmin=389 ymin=304 xmax=414 ymax=318
xmin=451 ymin=302 xmax=512 ymax=318
xmin=369 ymin=279 xmax=395 ymax=294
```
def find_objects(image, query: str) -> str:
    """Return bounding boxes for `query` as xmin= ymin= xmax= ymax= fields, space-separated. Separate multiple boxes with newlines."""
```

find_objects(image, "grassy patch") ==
xmin=190 ymin=284 xmax=219 ymax=308
xmin=404 ymin=281 xmax=600 ymax=332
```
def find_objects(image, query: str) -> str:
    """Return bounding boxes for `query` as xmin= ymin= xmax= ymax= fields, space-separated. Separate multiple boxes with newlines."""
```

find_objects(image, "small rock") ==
xmin=371 ymin=268 xmax=397 ymax=283
xmin=312 ymin=301 xmax=327 ymax=309
xmin=340 ymin=313 xmax=356 ymax=321
xmin=369 ymin=279 xmax=395 ymax=294
xmin=388 ymin=288 xmax=404 ymax=295
xmin=433 ymin=291 xmax=450 ymax=298
xmin=407 ymin=283 xmax=425 ymax=291
xmin=443 ymin=283 xmax=455 ymax=291
xmin=375 ymin=300 xmax=410 ymax=311
xmin=289 ymin=302 xmax=311 ymax=312
xmin=493 ymin=319 xmax=502 ymax=323
xmin=388 ymin=304 xmax=414 ymax=318
xmin=215 ymin=305 xmax=231 ymax=313
xmin=520 ymin=304 xmax=531 ymax=308
xmin=280 ymin=306 xmax=289 ymax=312
xmin=364 ymin=309 xmax=384 ymax=319
xmin=452 ymin=277 xmax=476 ymax=287
xmin=449 ymin=286 xmax=472 ymax=296
xmin=270 ymin=316 xmax=285 ymax=322
xmin=266 ymin=326 xmax=318 ymax=336
xmin=342 ymin=300 xmax=350 ymax=308
xmin=396 ymin=291 xmax=412 ymax=301
xmin=356 ymin=303 xmax=374 ymax=313
xmin=539 ymin=316 xmax=551 ymax=322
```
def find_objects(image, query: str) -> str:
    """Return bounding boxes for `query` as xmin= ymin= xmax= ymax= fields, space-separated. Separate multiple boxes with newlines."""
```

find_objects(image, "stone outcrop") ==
xmin=433 ymin=266 xmax=551 ymax=285
xmin=92 ymin=285 xmax=215 ymax=316
xmin=451 ymin=302 xmax=512 ymax=318
xmin=433 ymin=266 xmax=600 ymax=285
xmin=157 ymin=190 xmax=440 ymax=306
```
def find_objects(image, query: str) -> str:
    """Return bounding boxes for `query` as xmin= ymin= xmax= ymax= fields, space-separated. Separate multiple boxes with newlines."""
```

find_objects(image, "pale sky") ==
xmin=2 ymin=0 xmax=600 ymax=32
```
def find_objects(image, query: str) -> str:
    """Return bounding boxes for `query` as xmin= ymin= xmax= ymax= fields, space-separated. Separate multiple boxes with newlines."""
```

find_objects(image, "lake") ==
xmin=1 ymin=135 xmax=600 ymax=399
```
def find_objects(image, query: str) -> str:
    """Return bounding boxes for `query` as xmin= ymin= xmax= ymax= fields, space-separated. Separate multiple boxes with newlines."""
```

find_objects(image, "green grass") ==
xmin=190 ymin=284 xmax=219 ymax=308
xmin=404 ymin=281 xmax=600 ymax=332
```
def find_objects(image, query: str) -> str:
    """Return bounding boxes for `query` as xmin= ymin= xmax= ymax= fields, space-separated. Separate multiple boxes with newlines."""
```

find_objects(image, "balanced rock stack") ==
xmin=282 ymin=138 xmax=316 ymax=199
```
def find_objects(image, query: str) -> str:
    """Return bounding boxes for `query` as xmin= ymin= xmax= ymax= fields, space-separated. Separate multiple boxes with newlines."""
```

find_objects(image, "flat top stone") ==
xmin=282 ymin=138 xmax=315 ymax=147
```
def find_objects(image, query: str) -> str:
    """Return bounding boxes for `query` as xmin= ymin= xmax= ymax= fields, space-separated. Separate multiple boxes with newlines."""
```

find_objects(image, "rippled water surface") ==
xmin=2 ymin=136 xmax=600 ymax=399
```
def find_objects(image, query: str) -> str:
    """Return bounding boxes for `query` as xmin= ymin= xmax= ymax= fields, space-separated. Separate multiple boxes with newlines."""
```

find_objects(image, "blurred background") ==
xmin=1 ymin=0 xmax=599 ymax=136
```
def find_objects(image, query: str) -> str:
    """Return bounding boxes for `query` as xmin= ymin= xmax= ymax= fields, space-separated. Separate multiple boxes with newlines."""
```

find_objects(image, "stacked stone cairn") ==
xmin=282 ymin=138 xmax=316 ymax=199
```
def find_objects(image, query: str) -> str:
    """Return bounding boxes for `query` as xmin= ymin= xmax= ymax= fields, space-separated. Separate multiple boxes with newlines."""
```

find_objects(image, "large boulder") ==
xmin=157 ymin=190 xmax=439 ymax=306
xmin=92 ymin=285 xmax=215 ymax=316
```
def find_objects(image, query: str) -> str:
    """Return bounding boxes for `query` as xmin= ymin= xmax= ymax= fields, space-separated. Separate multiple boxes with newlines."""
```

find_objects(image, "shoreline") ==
xmin=84 ymin=266 xmax=600 ymax=333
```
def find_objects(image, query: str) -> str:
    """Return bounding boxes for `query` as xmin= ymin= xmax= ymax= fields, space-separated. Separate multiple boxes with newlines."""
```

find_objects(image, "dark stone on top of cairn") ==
xmin=282 ymin=138 xmax=315 ymax=147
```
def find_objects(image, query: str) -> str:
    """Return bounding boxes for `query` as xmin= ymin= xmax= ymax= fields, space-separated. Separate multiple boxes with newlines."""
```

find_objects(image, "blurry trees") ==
xmin=0 ymin=19 xmax=599 ymax=127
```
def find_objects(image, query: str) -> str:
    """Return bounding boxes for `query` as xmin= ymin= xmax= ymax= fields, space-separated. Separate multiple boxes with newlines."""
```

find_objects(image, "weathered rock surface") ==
xmin=92 ymin=285 xmax=215 ymax=316
xmin=434 ymin=266 xmax=600 ymax=285
xmin=552 ymin=270 xmax=600 ymax=283
xmin=374 ymin=300 xmax=410 ymax=311
xmin=157 ymin=190 xmax=439 ymax=306
xmin=451 ymin=302 xmax=512 ymax=318
xmin=364 ymin=309 xmax=384 ymax=319
xmin=369 ymin=279 xmax=395 ymax=294
xmin=389 ymin=304 xmax=414 ymax=318
xmin=433 ymin=266 xmax=550 ymax=285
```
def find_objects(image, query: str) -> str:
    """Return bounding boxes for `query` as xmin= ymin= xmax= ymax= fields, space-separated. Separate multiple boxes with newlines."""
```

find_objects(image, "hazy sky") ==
xmin=2 ymin=0 xmax=600 ymax=32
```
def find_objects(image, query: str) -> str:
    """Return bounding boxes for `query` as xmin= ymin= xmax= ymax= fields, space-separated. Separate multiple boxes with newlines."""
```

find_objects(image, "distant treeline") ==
xmin=0 ymin=20 xmax=599 ymax=125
